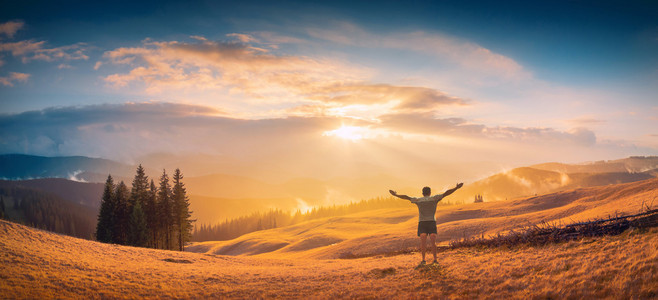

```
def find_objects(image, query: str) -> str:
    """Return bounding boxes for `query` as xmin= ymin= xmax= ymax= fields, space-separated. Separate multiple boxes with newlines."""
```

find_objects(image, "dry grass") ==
xmin=188 ymin=178 xmax=658 ymax=259
xmin=3 ymin=178 xmax=658 ymax=299
xmin=451 ymin=209 xmax=658 ymax=248
xmin=1 ymin=219 xmax=656 ymax=299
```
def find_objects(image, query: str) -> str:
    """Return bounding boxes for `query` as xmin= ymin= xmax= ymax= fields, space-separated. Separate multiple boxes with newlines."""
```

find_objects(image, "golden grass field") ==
xmin=188 ymin=178 xmax=658 ymax=259
xmin=2 ymin=178 xmax=658 ymax=299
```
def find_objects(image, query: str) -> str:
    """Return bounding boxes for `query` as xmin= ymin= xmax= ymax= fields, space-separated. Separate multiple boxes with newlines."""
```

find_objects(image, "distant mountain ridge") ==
xmin=3 ymin=154 xmax=658 ymax=218
xmin=2 ymin=153 xmax=658 ymax=243
xmin=531 ymin=156 xmax=658 ymax=174
xmin=0 ymin=154 xmax=134 ymax=182
xmin=449 ymin=158 xmax=658 ymax=204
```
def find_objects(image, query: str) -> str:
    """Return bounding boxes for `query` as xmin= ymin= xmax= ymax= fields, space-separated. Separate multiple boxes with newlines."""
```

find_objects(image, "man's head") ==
xmin=422 ymin=186 xmax=431 ymax=197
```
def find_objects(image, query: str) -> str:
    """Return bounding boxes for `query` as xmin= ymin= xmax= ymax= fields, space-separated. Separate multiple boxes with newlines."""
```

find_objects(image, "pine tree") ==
xmin=128 ymin=165 xmax=149 ymax=247
xmin=157 ymin=170 xmax=173 ymax=250
xmin=0 ymin=196 xmax=5 ymax=219
xmin=130 ymin=165 xmax=150 ymax=211
xmin=145 ymin=179 xmax=158 ymax=248
xmin=129 ymin=199 xmax=148 ymax=247
xmin=172 ymin=168 xmax=193 ymax=251
xmin=112 ymin=181 xmax=130 ymax=245
xmin=95 ymin=175 xmax=115 ymax=243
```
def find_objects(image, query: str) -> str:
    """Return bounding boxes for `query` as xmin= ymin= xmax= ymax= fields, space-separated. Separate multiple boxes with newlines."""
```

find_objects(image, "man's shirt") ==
xmin=409 ymin=195 xmax=444 ymax=222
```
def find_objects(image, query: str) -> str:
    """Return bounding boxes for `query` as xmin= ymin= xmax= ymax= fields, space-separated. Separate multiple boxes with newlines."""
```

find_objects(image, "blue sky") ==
xmin=0 ymin=0 xmax=657 ymax=178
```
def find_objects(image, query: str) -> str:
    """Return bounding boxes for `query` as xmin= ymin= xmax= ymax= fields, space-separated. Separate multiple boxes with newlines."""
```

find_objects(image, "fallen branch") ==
xmin=450 ymin=209 xmax=658 ymax=249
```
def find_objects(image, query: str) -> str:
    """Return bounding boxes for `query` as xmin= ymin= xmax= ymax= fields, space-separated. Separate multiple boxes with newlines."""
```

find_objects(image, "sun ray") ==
xmin=322 ymin=125 xmax=366 ymax=141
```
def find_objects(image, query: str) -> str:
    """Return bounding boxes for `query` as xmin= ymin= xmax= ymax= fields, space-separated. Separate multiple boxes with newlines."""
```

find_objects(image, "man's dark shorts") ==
xmin=417 ymin=220 xmax=437 ymax=236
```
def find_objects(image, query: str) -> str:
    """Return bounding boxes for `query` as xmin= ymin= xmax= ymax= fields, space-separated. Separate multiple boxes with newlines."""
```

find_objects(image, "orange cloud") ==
xmin=101 ymin=37 xmax=468 ymax=120
xmin=378 ymin=112 xmax=597 ymax=147
xmin=103 ymin=38 xmax=359 ymax=96
xmin=300 ymin=83 xmax=466 ymax=109
xmin=305 ymin=22 xmax=529 ymax=81
xmin=0 ymin=21 xmax=24 ymax=38
xmin=0 ymin=72 xmax=29 ymax=86
xmin=0 ymin=40 xmax=88 ymax=63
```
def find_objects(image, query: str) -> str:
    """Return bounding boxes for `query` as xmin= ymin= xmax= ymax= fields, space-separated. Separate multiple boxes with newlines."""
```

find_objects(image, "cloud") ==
xmin=0 ymin=21 xmax=24 ymax=38
xmin=101 ymin=37 xmax=466 ymax=118
xmin=0 ymin=40 xmax=45 ymax=56
xmin=226 ymin=33 xmax=259 ymax=43
xmin=0 ymin=40 xmax=88 ymax=62
xmin=102 ymin=38 xmax=348 ymax=95
xmin=0 ymin=72 xmax=29 ymax=86
xmin=378 ymin=112 xmax=597 ymax=147
xmin=305 ymin=22 xmax=529 ymax=80
xmin=303 ymin=83 xmax=467 ymax=109
xmin=484 ymin=126 xmax=596 ymax=147
xmin=0 ymin=102 xmax=341 ymax=161
xmin=567 ymin=117 xmax=606 ymax=125
xmin=0 ymin=24 xmax=88 ymax=64
xmin=2 ymin=101 xmax=653 ymax=184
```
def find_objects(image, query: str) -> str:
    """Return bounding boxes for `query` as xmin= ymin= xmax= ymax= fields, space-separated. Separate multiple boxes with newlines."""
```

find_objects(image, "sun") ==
xmin=323 ymin=126 xmax=365 ymax=141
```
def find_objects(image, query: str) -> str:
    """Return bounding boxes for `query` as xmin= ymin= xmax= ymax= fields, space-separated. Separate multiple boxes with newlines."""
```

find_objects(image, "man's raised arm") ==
xmin=441 ymin=183 xmax=464 ymax=198
xmin=389 ymin=190 xmax=413 ymax=201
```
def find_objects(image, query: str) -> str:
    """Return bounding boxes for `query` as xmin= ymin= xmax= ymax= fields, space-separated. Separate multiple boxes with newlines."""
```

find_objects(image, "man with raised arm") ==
xmin=389 ymin=183 xmax=463 ymax=266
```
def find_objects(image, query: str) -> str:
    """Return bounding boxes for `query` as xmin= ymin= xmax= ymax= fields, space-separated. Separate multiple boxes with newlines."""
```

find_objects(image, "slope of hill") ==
xmin=187 ymin=178 xmax=658 ymax=259
xmin=531 ymin=156 xmax=658 ymax=174
xmin=447 ymin=165 xmax=656 ymax=204
xmin=1 ymin=218 xmax=656 ymax=298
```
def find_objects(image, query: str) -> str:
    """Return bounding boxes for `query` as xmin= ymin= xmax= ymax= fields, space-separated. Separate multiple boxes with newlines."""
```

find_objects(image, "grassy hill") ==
xmin=1 ymin=216 xmax=656 ymax=298
xmin=1 ymin=178 xmax=657 ymax=298
xmin=187 ymin=178 xmax=658 ymax=259
xmin=531 ymin=156 xmax=658 ymax=173
xmin=447 ymin=165 xmax=656 ymax=204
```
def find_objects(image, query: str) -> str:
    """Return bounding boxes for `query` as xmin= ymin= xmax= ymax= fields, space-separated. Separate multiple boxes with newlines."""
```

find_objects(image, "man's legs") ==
xmin=429 ymin=233 xmax=437 ymax=262
xmin=419 ymin=233 xmax=427 ymax=262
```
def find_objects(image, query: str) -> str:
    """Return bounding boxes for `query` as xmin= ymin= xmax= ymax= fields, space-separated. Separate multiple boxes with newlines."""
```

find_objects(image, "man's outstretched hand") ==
xmin=389 ymin=190 xmax=398 ymax=196
xmin=456 ymin=182 xmax=463 ymax=189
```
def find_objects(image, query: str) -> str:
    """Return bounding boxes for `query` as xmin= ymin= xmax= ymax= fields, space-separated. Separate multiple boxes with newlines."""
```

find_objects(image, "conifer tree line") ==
xmin=96 ymin=166 xmax=194 ymax=251
xmin=0 ymin=186 xmax=96 ymax=239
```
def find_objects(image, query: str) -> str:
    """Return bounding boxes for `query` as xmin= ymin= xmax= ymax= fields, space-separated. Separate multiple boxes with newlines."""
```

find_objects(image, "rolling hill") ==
xmin=186 ymin=177 xmax=658 ymax=259
xmin=1 ymin=178 xmax=656 ymax=298
xmin=446 ymin=166 xmax=656 ymax=204
xmin=3 ymin=154 xmax=658 ymax=234
xmin=531 ymin=156 xmax=658 ymax=174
